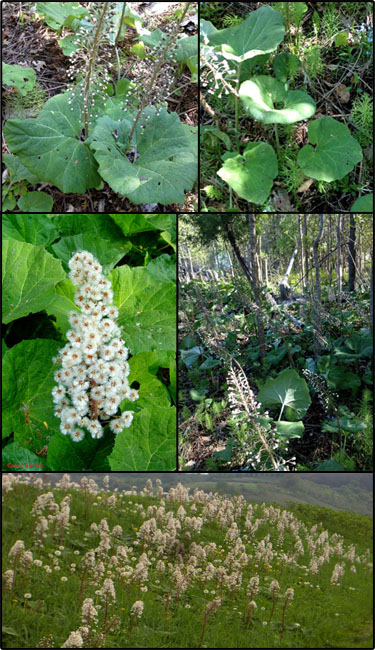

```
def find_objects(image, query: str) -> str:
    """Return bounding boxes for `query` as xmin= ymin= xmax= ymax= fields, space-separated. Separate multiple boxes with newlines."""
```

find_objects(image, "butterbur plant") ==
xmin=3 ymin=2 xmax=197 ymax=207
xmin=201 ymin=5 xmax=363 ymax=206
xmin=52 ymin=250 xmax=138 ymax=444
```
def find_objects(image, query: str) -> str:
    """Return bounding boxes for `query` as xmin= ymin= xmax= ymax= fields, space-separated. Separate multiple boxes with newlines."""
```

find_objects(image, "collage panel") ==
xmin=178 ymin=213 xmax=373 ymax=473
xmin=1 ymin=471 xmax=373 ymax=648
xmin=2 ymin=2 xmax=198 ymax=214
xmin=2 ymin=214 xmax=177 ymax=472
xmin=199 ymin=1 xmax=373 ymax=213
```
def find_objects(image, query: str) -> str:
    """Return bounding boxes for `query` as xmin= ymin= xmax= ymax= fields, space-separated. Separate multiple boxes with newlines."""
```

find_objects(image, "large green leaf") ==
xmin=297 ymin=117 xmax=363 ymax=181
xmin=47 ymin=429 xmax=114 ymax=471
xmin=2 ymin=442 xmax=46 ymax=471
xmin=110 ymin=265 xmax=176 ymax=355
xmin=2 ymin=154 xmax=39 ymax=184
xmin=239 ymin=76 xmax=316 ymax=124
xmin=35 ymin=2 xmax=88 ymax=31
xmin=45 ymin=279 xmax=76 ymax=334
xmin=109 ymin=214 xmax=171 ymax=236
xmin=275 ymin=420 xmax=304 ymax=440
xmin=332 ymin=332 xmax=372 ymax=360
xmin=217 ymin=142 xmax=278 ymax=204
xmin=54 ymin=214 xmax=124 ymax=239
xmin=2 ymin=240 xmax=66 ymax=324
xmin=2 ymin=214 xmax=59 ymax=246
xmin=146 ymin=255 xmax=176 ymax=283
xmin=108 ymin=405 xmax=176 ymax=470
xmin=2 ymin=62 xmax=36 ymax=96
xmin=208 ymin=5 xmax=285 ymax=62
xmin=2 ymin=339 xmax=61 ymax=447
xmin=257 ymin=368 xmax=311 ymax=420
xmin=126 ymin=351 xmax=172 ymax=410
xmin=350 ymin=194 xmax=373 ymax=212
xmin=51 ymin=233 xmax=130 ymax=271
xmin=4 ymin=92 xmax=101 ymax=193
xmin=87 ymin=107 xmax=197 ymax=205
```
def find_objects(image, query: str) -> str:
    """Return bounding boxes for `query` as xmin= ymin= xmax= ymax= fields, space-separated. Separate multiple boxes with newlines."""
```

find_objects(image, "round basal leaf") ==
xmin=47 ymin=429 xmax=114 ymax=471
xmin=275 ymin=420 xmax=304 ymax=440
xmin=2 ymin=240 xmax=66 ymax=324
xmin=17 ymin=191 xmax=54 ymax=213
xmin=110 ymin=265 xmax=176 ymax=355
xmin=217 ymin=142 xmax=278 ymax=204
xmin=4 ymin=92 xmax=101 ymax=193
xmin=272 ymin=52 xmax=301 ymax=82
xmin=297 ymin=117 xmax=363 ymax=181
xmin=2 ymin=339 xmax=61 ymax=447
xmin=108 ymin=405 xmax=176 ymax=471
xmin=351 ymin=194 xmax=373 ymax=212
xmin=2 ymin=214 xmax=59 ymax=246
xmin=2 ymin=62 xmax=36 ymax=96
xmin=208 ymin=5 xmax=285 ymax=62
xmin=239 ymin=76 xmax=316 ymax=124
xmin=257 ymin=368 xmax=311 ymax=419
xmin=87 ymin=107 xmax=197 ymax=205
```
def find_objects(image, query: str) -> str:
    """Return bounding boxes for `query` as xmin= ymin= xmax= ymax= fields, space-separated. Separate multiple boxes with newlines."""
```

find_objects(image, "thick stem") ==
xmin=83 ymin=4 xmax=109 ymax=139
xmin=234 ymin=62 xmax=242 ymax=149
xmin=274 ymin=123 xmax=280 ymax=156
xmin=115 ymin=2 xmax=126 ymax=45
xmin=127 ymin=2 xmax=191 ymax=146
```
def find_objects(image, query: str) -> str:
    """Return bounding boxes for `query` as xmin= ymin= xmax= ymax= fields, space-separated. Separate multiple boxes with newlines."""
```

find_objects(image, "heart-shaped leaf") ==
xmin=4 ymin=92 xmax=101 ymax=193
xmin=257 ymin=368 xmax=311 ymax=420
xmin=217 ymin=142 xmax=278 ymax=204
xmin=35 ymin=2 xmax=88 ymax=31
xmin=87 ymin=107 xmax=197 ymax=205
xmin=351 ymin=194 xmax=373 ymax=212
xmin=297 ymin=117 xmax=362 ymax=181
xmin=208 ymin=5 xmax=285 ymax=62
xmin=239 ymin=76 xmax=316 ymax=124
xmin=2 ymin=62 xmax=36 ymax=96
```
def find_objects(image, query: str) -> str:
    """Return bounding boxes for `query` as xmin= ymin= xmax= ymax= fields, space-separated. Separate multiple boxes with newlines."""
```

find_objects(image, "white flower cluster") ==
xmin=52 ymin=250 xmax=138 ymax=442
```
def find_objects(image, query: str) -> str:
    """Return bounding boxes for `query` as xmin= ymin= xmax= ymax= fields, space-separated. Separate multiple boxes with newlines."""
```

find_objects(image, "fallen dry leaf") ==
xmin=335 ymin=84 xmax=350 ymax=103
xmin=297 ymin=178 xmax=314 ymax=193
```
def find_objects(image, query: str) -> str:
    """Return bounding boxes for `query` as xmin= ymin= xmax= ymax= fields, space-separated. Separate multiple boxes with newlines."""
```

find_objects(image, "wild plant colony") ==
xmin=2 ymin=474 xmax=372 ymax=648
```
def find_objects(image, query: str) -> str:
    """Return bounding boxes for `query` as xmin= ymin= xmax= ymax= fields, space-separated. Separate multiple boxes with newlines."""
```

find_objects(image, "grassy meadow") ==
xmin=2 ymin=474 xmax=373 ymax=648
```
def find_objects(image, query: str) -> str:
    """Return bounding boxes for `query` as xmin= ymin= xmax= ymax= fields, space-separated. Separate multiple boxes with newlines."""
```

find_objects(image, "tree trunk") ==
xmin=298 ymin=216 xmax=306 ymax=290
xmin=327 ymin=215 xmax=332 ymax=287
xmin=303 ymin=215 xmax=309 ymax=285
xmin=348 ymin=214 xmax=356 ymax=292
xmin=336 ymin=215 xmax=342 ymax=309
xmin=247 ymin=215 xmax=266 ymax=364
xmin=313 ymin=215 xmax=324 ymax=305
xmin=224 ymin=221 xmax=253 ymax=283
xmin=280 ymin=240 xmax=299 ymax=300
xmin=370 ymin=251 xmax=374 ymax=341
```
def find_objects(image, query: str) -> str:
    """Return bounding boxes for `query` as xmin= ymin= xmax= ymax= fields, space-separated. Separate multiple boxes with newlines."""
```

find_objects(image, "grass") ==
xmin=2 ymin=475 xmax=373 ymax=648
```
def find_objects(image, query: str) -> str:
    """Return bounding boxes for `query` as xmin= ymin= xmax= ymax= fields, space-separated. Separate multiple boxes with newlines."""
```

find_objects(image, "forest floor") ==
xmin=200 ymin=1 xmax=373 ymax=212
xmin=179 ymin=274 xmax=373 ymax=473
xmin=2 ymin=2 xmax=198 ymax=213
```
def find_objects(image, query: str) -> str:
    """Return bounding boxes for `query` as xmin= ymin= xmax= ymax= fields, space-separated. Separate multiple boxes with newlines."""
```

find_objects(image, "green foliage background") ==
xmin=2 ymin=214 xmax=176 ymax=471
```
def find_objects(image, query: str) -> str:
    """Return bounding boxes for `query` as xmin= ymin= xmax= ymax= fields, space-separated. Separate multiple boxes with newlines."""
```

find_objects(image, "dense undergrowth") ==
xmin=179 ymin=215 xmax=373 ymax=472
xmin=2 ymin=474 xmax=373 ymax=648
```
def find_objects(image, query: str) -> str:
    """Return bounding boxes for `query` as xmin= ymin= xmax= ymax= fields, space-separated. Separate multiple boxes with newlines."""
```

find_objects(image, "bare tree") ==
xmin=348 ymin=214 xmax=356 ymax=292
xmin=336 ymin=215 xmax=342 ymax=309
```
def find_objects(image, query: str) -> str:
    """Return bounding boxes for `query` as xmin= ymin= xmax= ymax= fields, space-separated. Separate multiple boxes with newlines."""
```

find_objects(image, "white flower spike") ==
xmin=52 ymin=250 xmax=138 ymax=442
